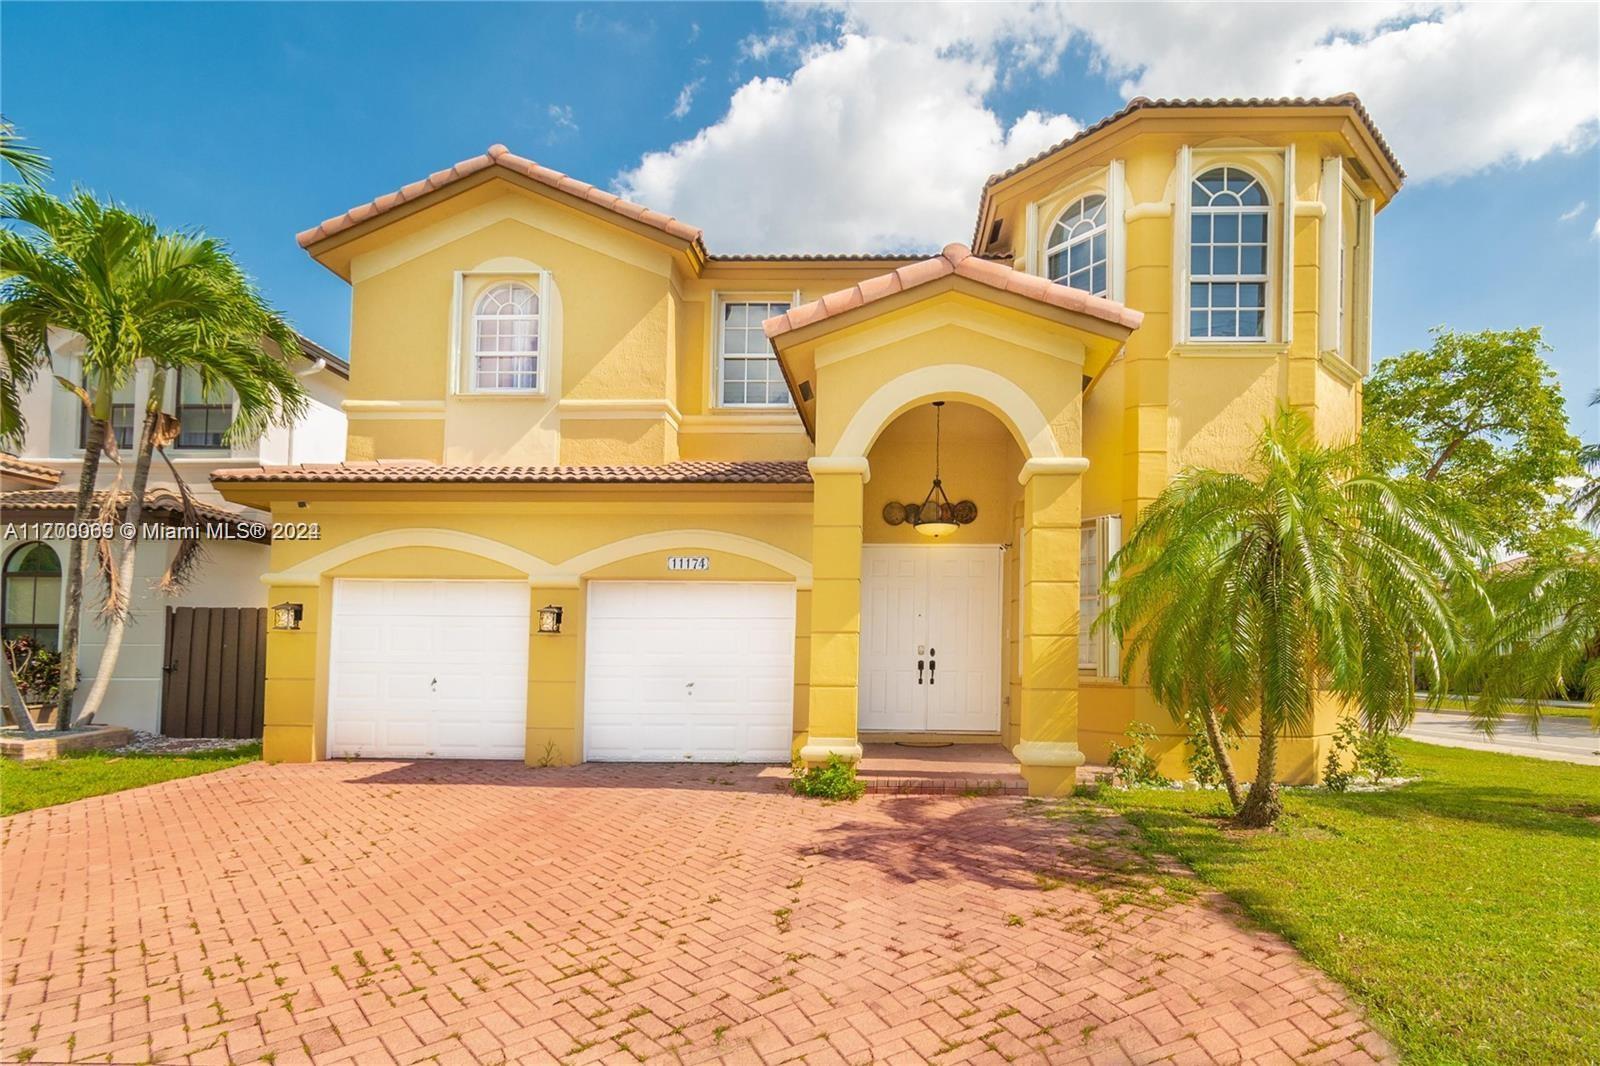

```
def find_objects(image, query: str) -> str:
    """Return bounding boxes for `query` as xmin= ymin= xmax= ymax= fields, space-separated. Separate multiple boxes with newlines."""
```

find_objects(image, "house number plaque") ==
xmin=667 ymin=555 xmax=711 ymax=572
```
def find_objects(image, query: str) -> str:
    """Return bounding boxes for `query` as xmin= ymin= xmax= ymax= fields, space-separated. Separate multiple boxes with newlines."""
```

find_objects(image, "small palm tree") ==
xmin=1103 ymin=411 xmax=1486 ymax=826
xmin=0 ymin=116 xmax=50 ymax=190
xmin=1574 ymin=389 xmax=1599 ymax=528
xmin=1 ymin=187 xmax=307 ymax=729
xmin=1459 ymin=553 xmax=1599 ymax=730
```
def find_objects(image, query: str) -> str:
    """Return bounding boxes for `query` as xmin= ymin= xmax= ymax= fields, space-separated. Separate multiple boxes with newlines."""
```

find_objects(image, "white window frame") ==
xmin=467 ymin=278 xmax=546 ymax=394
xmin=1044 ymin=194 xmax=1110 ymax=297
xmin=712 ymin=291 xmax=798 ymax=410
xmin=1187 ymin=165 xmax=1273 ymax=343
xmin=1078 ymin=514 xmax=1122 ymax=677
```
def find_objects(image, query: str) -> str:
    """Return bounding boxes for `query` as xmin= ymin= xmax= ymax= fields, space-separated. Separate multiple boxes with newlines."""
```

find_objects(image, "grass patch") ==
xmin=1064 ymin=740 xmax=1598 ymax=1064
xmin=1419 ymin=694 xmax=1596 ymax=721
xmin=1 ymin=742 xmax=260 ymax=816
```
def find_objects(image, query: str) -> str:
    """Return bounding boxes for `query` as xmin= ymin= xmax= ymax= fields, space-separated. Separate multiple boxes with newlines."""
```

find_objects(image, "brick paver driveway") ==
xmin=2 ymin=761 xmax=1391 ymax=1065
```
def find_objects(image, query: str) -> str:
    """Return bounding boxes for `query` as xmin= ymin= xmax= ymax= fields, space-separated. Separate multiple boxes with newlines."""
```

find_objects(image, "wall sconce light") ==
xmin=537 ymin=604 xmax=564 ymax=634
xmin=271 ymin=601 xmax=304 ymax=631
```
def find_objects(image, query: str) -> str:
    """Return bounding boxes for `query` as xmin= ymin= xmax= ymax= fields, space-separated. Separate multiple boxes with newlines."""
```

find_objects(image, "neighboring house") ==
xmin=213 ymin=96 xmax=1398 ymax=793
xmin=1 ymin=330 xmax=349 ymax=732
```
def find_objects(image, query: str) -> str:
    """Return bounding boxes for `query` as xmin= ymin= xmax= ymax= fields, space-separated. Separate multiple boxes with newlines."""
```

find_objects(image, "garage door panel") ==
xmin=328 ymin=580 xmax=529 ymax=760
xmin=585 ymin=581 xmax=795 ymax=763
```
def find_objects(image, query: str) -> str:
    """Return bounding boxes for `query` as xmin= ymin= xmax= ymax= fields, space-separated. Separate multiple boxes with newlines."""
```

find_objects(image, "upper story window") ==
xmin=78 ymin=376 xmax=136 ymax=450
xmin=718 ymin=299 xmax=791 ymax=407
xmin=3 ymin=542 xmax=62 ymax=650
xmin=1045 ymin=194 xmax=1108 ymax=297
xmin=175 ymin=369 xmax=233 ymax=449
xmin=472 ymin=281 xmax=540 ymax=391
xmin=1189 ymin=166 xmax=1269 ymax=340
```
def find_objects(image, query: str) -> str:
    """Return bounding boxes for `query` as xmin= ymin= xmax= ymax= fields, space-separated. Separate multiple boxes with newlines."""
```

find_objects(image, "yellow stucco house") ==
xmin=214 ymin=95 xmax=1402 ymax=795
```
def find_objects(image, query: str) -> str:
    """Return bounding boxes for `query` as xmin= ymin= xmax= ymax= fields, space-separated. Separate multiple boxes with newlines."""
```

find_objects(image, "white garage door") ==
xmin=585 ymin=581 xmax=795 ymax=762
xmin=328 ymin=579 xmax=529 ymax=759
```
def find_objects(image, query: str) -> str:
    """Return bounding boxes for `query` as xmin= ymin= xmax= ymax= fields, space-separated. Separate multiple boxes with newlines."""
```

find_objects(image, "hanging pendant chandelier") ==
xmin=913 ymin=401 xmax=959 ymax=539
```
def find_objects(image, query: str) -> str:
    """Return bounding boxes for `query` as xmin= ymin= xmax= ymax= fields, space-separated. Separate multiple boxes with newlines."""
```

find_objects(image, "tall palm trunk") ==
xmin=1195 ymin=700 xmax=1243 ymax=809
xmin=53 ymin=394 xmax=110 ymax=731
xmin=73 ymin=374 xmax=163 ymax=727
xmin=1235 ymin=718 xmax=1282 ymax=827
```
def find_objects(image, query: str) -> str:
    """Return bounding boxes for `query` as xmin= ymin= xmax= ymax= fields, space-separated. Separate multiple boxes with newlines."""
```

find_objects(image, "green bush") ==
xmin=791 ymin=754 xmax=865 ymax=801
xmin=1108 ymin=720 xmax=1170 ymax=788
xmin=1325 ymin=715 xmax=1405 ymax=791
xmin=1182 ymin=710 xmax=1239 ymax=789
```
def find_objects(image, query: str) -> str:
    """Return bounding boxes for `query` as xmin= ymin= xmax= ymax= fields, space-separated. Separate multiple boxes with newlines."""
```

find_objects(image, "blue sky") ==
xmin=4 ymin=2 xmax=1596 ymax=441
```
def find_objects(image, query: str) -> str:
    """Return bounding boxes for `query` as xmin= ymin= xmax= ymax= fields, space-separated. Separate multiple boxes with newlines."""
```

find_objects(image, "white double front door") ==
xmin=859 ymin=544 xmax=1003 ymax=733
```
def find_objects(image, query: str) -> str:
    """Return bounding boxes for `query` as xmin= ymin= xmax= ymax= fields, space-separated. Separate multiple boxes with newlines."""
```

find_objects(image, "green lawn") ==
xmin=1 ymin=743 xmax=260 ymax=816
xmin=1069 ymin=740 xmax=1600 ymax=1065
xmin=1420 ymin=694 xmax=1597 ymax=722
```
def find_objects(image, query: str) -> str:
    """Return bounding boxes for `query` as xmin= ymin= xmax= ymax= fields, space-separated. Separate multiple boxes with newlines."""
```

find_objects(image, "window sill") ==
xmin=454 ymin=391 xmax=549 ymax=401
xmin=1173 ymin=341 xmax=1288 ymax=358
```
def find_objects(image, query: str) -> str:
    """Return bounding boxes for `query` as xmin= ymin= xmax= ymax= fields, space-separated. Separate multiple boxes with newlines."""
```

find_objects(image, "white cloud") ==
xmin=671 ymin=79 xmax=703 ymax=120
xmin=618 ymin=33 xmax=1079 ymax=252
xmin=1560 ymin=201 xmax=1589 ymax=222
xmin=1593 ymin=217 xmax=1600 ymax=241
xmin=617 ymin=1 xmax=1598 ymax=252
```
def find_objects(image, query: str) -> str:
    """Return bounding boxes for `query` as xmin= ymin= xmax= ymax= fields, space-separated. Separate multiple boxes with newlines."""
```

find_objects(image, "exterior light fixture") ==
xmin=537 ymin=604 xmax=565 ymax=634
xmin=913 ymin=401 xmax=959 ymax=539
xmin=271 ymin=601 xmax=304 ymax=631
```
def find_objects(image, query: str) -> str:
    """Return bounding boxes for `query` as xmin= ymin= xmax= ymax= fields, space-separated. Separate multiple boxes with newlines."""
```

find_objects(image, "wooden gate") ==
xmin=160 ymin=607 xmax=267 ymax=739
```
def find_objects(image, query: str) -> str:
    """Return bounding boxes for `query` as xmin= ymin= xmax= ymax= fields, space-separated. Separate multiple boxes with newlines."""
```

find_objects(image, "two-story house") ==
xmin=1 ymin=332 xmax=349 ymax=732
xmin=212 ymin=96 xmax=1400 ymax=794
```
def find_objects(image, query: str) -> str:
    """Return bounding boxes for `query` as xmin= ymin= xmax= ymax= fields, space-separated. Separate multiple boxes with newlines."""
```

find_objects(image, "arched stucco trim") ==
xmin=830 ymin=364 xmax=1063 ymax=460
xmin=561 ymin=529 xmax=813 ymax=588
xmin=262 ymin=528 xmax=558 ymax=586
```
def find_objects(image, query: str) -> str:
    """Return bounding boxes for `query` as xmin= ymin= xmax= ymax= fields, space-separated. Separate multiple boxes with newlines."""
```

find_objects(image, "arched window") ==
xmin=472 ymin=282 xmax=540 ymax=391
xmin=1189 ymin=167 xmax=1269 ymax=339
xmin=3 ymin=543 xmax=62 ymax=650
xmin=1045 ymin=194 xmax=1108 ymax=297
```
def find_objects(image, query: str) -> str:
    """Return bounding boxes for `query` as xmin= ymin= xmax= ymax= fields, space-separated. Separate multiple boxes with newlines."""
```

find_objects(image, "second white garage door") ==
xmin=585 ymin=581 xmax=795 ymax=762
xmin=327 ymin=579 xmax=529 ymax=759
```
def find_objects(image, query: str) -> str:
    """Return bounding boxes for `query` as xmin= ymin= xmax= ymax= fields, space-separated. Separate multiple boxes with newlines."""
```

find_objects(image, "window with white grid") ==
xmin=1189 ymin=166 xmax=1269 ymax=340
xmin=472 ymin=281 xmax=540 ymax=391
xmin=717 ymin=299 xmax=791 ymax=407
xmin=1045 ymin=194 xmax=1108 ymax=297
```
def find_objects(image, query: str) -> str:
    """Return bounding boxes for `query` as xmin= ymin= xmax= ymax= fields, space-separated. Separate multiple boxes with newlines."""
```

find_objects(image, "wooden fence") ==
xmin=160 ymin=607 xmax=267 ymax=739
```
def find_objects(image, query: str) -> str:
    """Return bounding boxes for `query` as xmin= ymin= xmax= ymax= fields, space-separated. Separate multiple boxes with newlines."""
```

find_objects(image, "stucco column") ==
xmin=526 ymin=582 xmax=581 ymax=766
xmin=262 ymin=583 xmax=320 ymax=763
xmin=1013 ymin=457 xmax=1090 ymax=796
xmin=797 ymin=457 xmax=867 ymax=765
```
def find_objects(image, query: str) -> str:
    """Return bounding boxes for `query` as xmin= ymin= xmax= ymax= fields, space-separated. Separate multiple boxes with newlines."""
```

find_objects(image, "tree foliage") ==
xmin=1103 ymin=410 xmax=1486 ymax=826
xmin=1362 ymin=327 xmax=1582 ymax=551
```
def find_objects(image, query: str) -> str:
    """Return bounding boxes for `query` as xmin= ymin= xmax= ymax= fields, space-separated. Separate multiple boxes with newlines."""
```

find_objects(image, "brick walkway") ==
xmin=2 ymin=761 xmax=1392 ymax=1065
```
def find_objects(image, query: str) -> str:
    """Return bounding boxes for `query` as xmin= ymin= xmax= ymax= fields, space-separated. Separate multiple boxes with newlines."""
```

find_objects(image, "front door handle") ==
xmin=928 ymin=658 xmax=936 ymax=685
xmin=916 ymin=659 xmax=924 ymax=684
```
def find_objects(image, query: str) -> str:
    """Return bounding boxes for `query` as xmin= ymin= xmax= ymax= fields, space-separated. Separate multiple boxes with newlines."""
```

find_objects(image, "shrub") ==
xmin=791 ymin=754 xmax=865 ymax=801
xmin=1325 ymin=715 xmax=1405 ymax=791
xmin=1182 ymin=710 xmax=1240 ymax=789
xmin=3 ymin=638 xmax=63 ymax=705
xmin=1108 ymin=720 xmax=1170 ymax=788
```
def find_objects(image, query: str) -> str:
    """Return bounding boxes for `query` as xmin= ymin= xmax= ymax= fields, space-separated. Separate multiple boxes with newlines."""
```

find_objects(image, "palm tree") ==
xmin=1459 ymin=553 xmax=1599 ymax=730
xmin=1102 ymin=411 xmax=1486 ymax=826
xmin=1 ymin=187 xmax=307 ymax=730
xmin=0 ymin=117 xmax=51 ymax=442
xmin=0 ymin=116 xmax=50 ymax=190
xmin=1574 ymin=389 xmax=1599 ymax=529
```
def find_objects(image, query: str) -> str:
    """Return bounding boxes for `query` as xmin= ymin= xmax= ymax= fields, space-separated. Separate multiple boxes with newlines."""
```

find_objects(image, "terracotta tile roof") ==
xmin=708 ymin=253 xmax=929 ymax=263
xmin=989 ymin=95 xmax=1403 ymax=189
xmin=0 ymin=454 xmax=62 ymax=487
xmin=763 ymin=243 xmax=1144 ymax=340
xmin=975 ymin=95 xmax=1404 ymax=248
xmin=210 ymin=460 xmax=813 ymax=485
xmin=296 ymin=144 xmax=706 ymax=253
xmin=1 ymin=488 xmax=269 ymax=539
